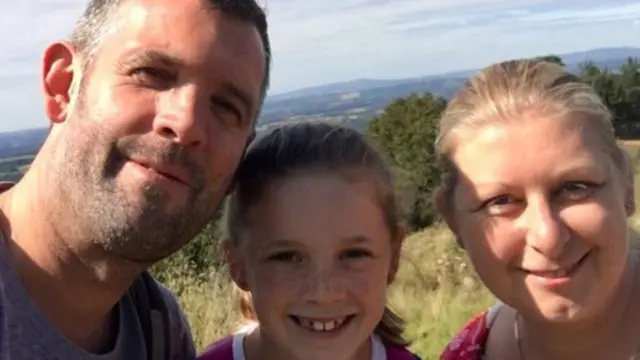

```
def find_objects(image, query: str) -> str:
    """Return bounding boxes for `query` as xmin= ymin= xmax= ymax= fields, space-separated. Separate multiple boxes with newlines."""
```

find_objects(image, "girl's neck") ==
xmin=519 ymin=251 xmax=640 ymax=359
xmin=243 ymin=326 xmax=374 ymax=360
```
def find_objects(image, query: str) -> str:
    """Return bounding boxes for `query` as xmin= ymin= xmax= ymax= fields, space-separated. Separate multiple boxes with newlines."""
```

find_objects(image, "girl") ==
xmin=198 ymin=122 xmax=421 ymax=360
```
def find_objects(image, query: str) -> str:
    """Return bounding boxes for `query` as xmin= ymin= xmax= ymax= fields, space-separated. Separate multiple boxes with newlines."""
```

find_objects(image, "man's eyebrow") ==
xmin=119 ymin=50 xmax=184 ymax=68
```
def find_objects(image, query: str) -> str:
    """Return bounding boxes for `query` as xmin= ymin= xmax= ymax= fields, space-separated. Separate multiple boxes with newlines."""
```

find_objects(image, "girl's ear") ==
xmin=222 ymin=238 xmax=249 ymax=291
xmin=387 ymin=226 xmax=406 ymax=284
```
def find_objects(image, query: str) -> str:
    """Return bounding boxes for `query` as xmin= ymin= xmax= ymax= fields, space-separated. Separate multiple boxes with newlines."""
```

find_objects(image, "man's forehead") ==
xmin=111 ymin=0 xmax=210 ymax=34
xmin=105 ymin=0 xmax=259 ymax=59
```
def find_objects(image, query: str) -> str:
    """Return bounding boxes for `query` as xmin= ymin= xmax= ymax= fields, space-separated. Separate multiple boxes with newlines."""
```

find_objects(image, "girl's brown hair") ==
xmin=224 ymin=121 xmax=409 ymax=347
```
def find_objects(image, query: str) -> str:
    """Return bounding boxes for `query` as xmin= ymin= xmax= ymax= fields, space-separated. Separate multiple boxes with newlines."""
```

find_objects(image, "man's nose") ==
xmin=153 ymin=88 xmax=207 ymax=149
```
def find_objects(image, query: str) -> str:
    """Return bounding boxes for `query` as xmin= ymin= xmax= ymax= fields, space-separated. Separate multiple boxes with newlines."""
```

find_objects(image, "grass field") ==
xmin=165 ymin=141 xmax=640 ymax=359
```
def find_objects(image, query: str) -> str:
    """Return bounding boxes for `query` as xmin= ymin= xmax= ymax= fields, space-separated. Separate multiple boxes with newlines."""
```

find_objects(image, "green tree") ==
xmin=367 ymin=93 xmax=446 ymax=231
xmin=579 ymin=58 xmax=640 ymax=138
xmin=535 ymin=54 xmax=565 ymax=66
xmin=150 ymin=219 xmax=225 ymax=287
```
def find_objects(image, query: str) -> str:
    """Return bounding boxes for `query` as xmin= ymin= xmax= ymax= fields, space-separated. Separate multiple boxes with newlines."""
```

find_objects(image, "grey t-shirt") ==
xmin=0 ymin=195 xmax=196 ymax=359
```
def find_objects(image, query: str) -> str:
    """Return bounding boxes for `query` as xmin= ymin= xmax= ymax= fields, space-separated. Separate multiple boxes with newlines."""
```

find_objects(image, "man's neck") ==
xmin=520 ymin=253 xmax=640 ymax=359
xmin=0 ymin=168 xmax=143 ymax=353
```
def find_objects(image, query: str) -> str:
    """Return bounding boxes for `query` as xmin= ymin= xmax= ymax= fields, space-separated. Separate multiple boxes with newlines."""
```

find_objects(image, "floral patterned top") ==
xmin=439 ymin=302 xmax=503 ymax=360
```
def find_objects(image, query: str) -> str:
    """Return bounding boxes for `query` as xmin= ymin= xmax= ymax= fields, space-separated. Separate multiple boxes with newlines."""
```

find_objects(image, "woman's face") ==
xmin=441 ymin=114 xmax=634 ymax=323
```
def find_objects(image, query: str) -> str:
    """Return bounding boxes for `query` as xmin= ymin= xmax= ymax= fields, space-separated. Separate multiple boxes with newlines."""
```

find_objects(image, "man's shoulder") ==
xmin=126 ymin=272 xmax=196 ymax=360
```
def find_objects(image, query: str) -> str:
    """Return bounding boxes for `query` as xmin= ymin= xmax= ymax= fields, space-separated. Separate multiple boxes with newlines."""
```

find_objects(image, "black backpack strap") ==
xmin=130 ymin=271 xmax=171 ymax=360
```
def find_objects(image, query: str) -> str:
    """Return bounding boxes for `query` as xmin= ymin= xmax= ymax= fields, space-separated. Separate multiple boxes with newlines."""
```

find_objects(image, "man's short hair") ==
xmin=69 ymin=0 xmax=271 ymax=101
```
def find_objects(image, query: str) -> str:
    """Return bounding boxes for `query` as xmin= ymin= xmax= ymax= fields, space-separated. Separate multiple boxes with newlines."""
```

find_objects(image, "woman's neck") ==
xmin=520 ymin=251 xmax=640 ymax=359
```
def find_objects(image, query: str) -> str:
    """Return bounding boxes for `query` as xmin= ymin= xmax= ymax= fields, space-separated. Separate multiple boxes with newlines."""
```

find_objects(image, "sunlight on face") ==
xmin=51 ymin=0 xmax=265 ymax=262
xmin=449 ymin=115 xmax=631 ymax=323
xmin=237 ymin=173 xmax=397 ymax=360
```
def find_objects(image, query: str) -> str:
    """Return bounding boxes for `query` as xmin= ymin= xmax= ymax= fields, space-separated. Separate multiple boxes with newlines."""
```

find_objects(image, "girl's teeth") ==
xmin=297 ymin=317 xmax=347 ymax=332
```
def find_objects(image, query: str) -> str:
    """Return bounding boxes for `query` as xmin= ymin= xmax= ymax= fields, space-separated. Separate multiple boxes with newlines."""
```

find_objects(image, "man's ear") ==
xmin=434 ymin=186 xmax=464 ymax=249
xmin=387 ymin=226 xmax=406 ymax=284
xmin=222 ymin=238 xmax=249 ymax=291
xmin=41 ymin=41 xmax=80 ymax=125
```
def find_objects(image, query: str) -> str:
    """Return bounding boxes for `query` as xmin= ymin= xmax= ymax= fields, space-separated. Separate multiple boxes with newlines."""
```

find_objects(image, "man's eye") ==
xmin=210 ymin=97 xmax=243 ymax=125
xmin=130 ymin=67 xmax=175 ymax=87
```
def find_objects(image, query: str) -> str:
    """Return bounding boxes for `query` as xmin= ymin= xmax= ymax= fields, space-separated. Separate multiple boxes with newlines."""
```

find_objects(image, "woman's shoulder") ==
xmin=439 ymin=302 xmax=503 ymax=360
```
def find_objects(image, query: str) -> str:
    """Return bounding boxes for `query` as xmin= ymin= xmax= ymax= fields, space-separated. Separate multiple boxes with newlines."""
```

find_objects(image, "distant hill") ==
xmin=257 ymin=46 xmax=640 ymax=127
xmin=3 ymin=47 xmax=640 ymax=161
xmin=0 ymin=127 xmax=47 ymax=159
xmin=266 ymin=47 xmax=640 ymax=103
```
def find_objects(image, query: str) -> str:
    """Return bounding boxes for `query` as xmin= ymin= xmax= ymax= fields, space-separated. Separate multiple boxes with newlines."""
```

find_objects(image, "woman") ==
xmin=435 ymin=59 xmax=640 ymax=359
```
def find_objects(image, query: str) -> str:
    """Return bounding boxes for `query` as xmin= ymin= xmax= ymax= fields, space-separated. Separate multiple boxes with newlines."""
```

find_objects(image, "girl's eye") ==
xmin=341 ymin=248 xmax=373 ymax=260
xmin=267 ymin=251 xmax=302 ymax=263
xmin=555 ymin=181 xmax=600 ymax=201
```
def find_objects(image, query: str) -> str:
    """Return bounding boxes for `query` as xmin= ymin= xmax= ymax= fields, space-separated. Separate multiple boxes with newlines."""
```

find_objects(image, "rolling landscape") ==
xmin=3 ymin=46 xmax=640 ymax=176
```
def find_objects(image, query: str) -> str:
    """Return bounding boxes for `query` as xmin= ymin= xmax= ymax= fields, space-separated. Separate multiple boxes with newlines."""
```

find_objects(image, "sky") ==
xmin=1 ymin=0 xmax=640 ymax=132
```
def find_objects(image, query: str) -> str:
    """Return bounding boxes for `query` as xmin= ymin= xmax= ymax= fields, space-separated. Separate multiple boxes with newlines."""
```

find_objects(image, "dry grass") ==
xmin=164 ymin=141 xmax=640 ymax=359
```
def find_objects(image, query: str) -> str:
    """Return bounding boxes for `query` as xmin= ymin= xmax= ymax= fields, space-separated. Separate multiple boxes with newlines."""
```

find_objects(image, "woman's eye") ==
xmin=556 ymin=181 xmax=599 ymax=201
xmin=480 ymin=194 xmax=520 ymax=215
xmin=267 ymin=251 xmax=302 ymax=263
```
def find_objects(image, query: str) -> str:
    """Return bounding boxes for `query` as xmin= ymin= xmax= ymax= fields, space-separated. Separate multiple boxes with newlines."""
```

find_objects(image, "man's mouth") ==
xmin=129 ymin=157 xmax=191 ymax=187
xmin=289 ymin=315 xmax=356 ymax=332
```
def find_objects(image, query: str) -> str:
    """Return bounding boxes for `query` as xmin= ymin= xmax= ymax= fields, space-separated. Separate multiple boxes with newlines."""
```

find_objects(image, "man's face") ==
xmin=46 ymin=0 xmax=265 ymax=263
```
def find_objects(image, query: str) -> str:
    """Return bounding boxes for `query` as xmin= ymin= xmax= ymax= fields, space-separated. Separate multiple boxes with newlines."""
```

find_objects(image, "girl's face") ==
xmin=228 ymin=172 xmax=402 ymax=360
xmin=439 ymin=114 xmax=634 ymax=323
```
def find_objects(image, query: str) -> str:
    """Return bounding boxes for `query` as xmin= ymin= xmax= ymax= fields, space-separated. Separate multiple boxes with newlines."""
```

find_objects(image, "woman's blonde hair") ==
xmin=225 ymin=122 xmax=410 ymax=347
xmin=436 ymin=59 xmax=628 ymax=200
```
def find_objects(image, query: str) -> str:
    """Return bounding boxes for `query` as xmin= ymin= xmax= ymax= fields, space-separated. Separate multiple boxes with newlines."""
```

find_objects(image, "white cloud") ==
xmin=1 ymin=0 xmax=640 ymax=131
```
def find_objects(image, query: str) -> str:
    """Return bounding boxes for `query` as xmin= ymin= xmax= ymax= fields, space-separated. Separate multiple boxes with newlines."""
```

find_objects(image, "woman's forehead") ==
xmin=449 ymin=117 xmax=613 ymax=185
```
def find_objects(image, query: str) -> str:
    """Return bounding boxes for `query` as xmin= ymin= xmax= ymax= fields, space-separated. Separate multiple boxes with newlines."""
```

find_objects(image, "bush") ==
xmin=367 ymin=93 xmax=446 ymax=231
xmin=151 ymin=219 xmax=225 ymax=291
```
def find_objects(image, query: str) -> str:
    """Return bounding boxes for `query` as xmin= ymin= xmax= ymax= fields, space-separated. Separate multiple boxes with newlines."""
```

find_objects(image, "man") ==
xmin=0 ymin=0 xmax=270 ymax=359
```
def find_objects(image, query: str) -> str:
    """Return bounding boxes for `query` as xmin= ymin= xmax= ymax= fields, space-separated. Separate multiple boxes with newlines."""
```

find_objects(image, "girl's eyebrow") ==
xmin=341 ymin=236 xmax=372 ymax=245
xmin=258 ymin=239 xmax=299 ymax=252
xmin=257 ymin=236 xmax=372 ymax=252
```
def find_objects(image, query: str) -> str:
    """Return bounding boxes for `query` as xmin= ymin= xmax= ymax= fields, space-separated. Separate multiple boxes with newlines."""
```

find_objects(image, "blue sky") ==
xmin=1 ymin=0 xmax=640 ymax=131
